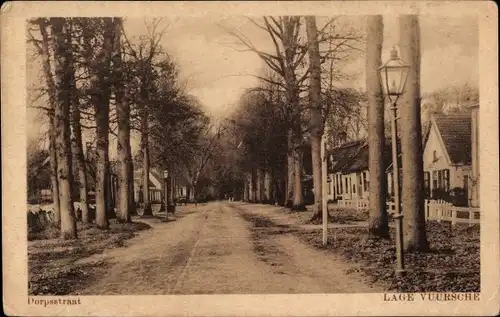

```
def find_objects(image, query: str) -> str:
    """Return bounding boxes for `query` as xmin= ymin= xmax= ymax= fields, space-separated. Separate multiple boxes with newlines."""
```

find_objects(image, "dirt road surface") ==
xmin=76 ymin=202 xmax=382 ymax=294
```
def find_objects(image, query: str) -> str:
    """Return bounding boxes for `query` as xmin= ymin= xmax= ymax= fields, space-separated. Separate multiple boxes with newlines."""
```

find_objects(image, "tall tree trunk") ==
xmin=92 ymin=18 xmax=114 ymax=229
xmin=128 ymin=154 xmax=137 ymax=215
xmin=255 ymin=169 xmax=262 ymax=203
xmin=167 ymin=174 xmax=175 ymax=212
xmin=112 ymin=17 xmax=131 ymax=222
xmin=159 ymin=174 xmax=166 ymax=212
xmin=66 ymin=21 xmax=89 ymax=224
xmin=366 ymin=15 xmax=389 ymax=237
xmin=282 ymin=17 xmax=302 ymax=210
xmin=243 ymin=174 xmax=249 ymax=201
xmin=292 ymin=144 xmax=306 ymax=210
xmin=52 ymin=18 xmax=77 ymax=239
xmin=95 ymin=98 xmax=110 ymax=229
xmin=264 ymin=169 xmax=271 ymax=203
xmin=286 ymin=130 xmax=294 ymax=207
xmin=106 ymin=173 xmax=116 ymax=219
xmin=252 ymin=168 xmax=258 ymax=203
xmin=37 ymin=19 xmax=61 ymax=223
xmin=49 ymin=118 xmax=60 ymax=224
xmin=189 ymin=183 xmax=196 ymax=202
xmin=70 ymin=79 xmax=89 ymax=223
xmin=306 ymin=16 xmax=324 ymax=220
xmin=141 ymin=107 xmax=153 ymax=216
xmin=399 ymin=15 xmax=430 ymax=252
xmin=248 ymin=170 xmax=254 ymax=202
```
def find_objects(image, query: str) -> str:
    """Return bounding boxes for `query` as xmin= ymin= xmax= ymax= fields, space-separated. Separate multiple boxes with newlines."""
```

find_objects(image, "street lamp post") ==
xmin=378 ymin=46 xmax=410 ymax=277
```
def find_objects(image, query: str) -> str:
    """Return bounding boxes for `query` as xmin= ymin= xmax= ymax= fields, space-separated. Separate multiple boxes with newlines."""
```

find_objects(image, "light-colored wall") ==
xmin=423 ymin=123 xmax=451 ymax=172
xmin=423 ymin=120 xmax=472 ymax=198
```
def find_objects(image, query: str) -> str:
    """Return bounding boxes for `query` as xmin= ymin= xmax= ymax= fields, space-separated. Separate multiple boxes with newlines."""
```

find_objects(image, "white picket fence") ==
xmin=424 ymin=199 xmax=480 ymax=226
xmin=335 ymin=199 xmax=480 ymax=226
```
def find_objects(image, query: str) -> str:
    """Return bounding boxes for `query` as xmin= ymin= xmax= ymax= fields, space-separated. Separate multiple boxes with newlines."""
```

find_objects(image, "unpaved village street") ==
xmin=75 ymin=202 xmax=382 ymax=294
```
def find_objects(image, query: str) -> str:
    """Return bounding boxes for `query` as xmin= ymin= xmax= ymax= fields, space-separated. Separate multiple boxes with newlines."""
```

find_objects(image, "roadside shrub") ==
xmin=449 ymin=187 xmax=468 ymax=207
xmin=27 ymin=208 xmax=56 ymax=234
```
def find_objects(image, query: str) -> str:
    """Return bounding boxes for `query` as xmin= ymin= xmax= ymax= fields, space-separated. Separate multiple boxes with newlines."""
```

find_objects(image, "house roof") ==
xmin=433 ymin=113 xmax=472 ymax=165
xmin=422 ymin=121 xmax=431 ymax=146
xmin=328 ymin=140 xmax=365 ymax=174
xmin=329 ymin=138 xmax=402 ymax=174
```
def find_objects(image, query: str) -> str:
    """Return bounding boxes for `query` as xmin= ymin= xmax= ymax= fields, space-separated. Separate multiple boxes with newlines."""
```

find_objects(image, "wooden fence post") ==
xmin=451 ymin=206 xmax=457 ymax=226
xmin=437 ymin=200 xmax=442 ymax=223
xmin=469 ymin=210 xmax=475 ymax=227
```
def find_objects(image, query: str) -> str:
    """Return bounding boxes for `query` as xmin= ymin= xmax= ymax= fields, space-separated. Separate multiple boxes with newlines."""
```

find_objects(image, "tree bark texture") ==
xmin=248 ymin=171 xmax=255 ymax=202
xmin=92 ymin=18 xmax=114 ymax=229
xmin=292 ymin=145 xmax=306 ymax=210
xmin=399 ymin=15 xmax=430 ymax=252
xmin=264 ymin=169 xmax=271 ymax=203
xmin=113 ymin=17 xmax=132 ymax=223
xmin=66 ymin=22 xmax=90 ymax=224
xmin=141 ymin=107 xmax=153 ymax=216
xmin=255 ymin=169 xmax=262 ymax=202
xmin=167 ymin=174 xmax=175 ymax=212
xmin=127 ymin=154 xmax=137 ymax=215
xmin=305 ymin=16 xmax=324 ymax=219
xmin=37 ymin=20 xmax=61 ymax=224
xmin=282 ymin=17 xmax=303 ymax=209
xmin=51 ymin=18 xmax=77 ymax=239
xmin=366 ymin=15 xmax=389 ymax=237
xmin=243 ymin=174 xmax=249 ymax=201
xmin=286 ymin=130 xmax=294 ymax=207
xmin=70 ymin=78 xmax=90 ymax=223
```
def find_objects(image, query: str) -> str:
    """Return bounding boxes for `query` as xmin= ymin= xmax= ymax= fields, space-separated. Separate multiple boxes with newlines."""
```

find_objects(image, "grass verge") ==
xmin=28 ymin=220 xmax=152 ymax=295
xmin=296 ymin=222 xmax=479 ymax=292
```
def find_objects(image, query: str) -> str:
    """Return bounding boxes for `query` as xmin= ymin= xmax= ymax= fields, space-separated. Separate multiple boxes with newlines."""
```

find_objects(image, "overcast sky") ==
xmin=27 ymin=14 xmax=478 ymax=153
xmin=122 ymin=14 xmax=478 ymax=117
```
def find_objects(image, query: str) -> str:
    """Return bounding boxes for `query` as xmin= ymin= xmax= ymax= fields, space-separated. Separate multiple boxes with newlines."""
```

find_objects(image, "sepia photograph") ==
xmin=2 ymin=1 xmax=499 ymax=316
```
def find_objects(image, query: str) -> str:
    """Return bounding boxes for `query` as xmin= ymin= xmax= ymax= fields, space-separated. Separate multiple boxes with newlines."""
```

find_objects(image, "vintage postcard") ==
xmin=2 ymin=1 xmax=499 ymax=316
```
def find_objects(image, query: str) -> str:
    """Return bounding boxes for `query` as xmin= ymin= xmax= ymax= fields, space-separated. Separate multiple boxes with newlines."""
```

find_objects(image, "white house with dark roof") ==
xmin=326 ymin=139 xmax=397 ymax=202
xmin=133 ymin=169 xmax=163 ymax=203
xmin=133 ymin=168 xmax=190 ymax=204
xmin=422 ymin=108 xmax=478 ymax=206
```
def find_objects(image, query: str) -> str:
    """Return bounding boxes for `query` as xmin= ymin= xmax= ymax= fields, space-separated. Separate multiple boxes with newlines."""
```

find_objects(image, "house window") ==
xmin=363 ymin=171 xmax=369 ymax=192
xmin=432 ymin=171 xmax=438 ymax=191
xmin=345 ymin=177 xmax=349 ymax=194
xmin=438 ymin=170 xmax=443 ymax=189
xmin=433 ymin=150 xmax=438 ymax=162
xmin=424 ymin=172 xmax=430 ymax=189
xmin=335 ymin=175 xmax=340 ymax=195
xmin=339 ymin=175 xmax=343 ymax=195
xmin=443 ymin=169 xmax=450 ymax=192
xmin=352 ymin=177 xmax=356 ymax=194
xmin=424 ymin=172 xmax=430 ymax=198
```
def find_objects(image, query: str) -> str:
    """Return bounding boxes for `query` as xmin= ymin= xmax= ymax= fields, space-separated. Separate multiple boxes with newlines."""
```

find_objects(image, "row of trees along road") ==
xmin=27 ymin=17 xmax=215 ymax=239
xmin=216 ymin=15 xmax=436 ymax=252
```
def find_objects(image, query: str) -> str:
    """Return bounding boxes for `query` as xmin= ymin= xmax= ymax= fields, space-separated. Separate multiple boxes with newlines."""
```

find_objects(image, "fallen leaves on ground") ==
xmin=28 ymin=220 xmax=152 ymax=295
xmin=307 ymin=208 xmax=369 ymax=225
xmin=296 ymin=222 xmax=479 ymax=292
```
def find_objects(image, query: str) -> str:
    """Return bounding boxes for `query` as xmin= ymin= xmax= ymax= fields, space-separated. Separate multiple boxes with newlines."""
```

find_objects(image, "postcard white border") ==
xmin=2 ymin=1 xmax=498 ymax=316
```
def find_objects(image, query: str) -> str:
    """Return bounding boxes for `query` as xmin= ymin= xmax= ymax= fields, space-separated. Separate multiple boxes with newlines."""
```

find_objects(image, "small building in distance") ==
xmin=422 ymin=106 xmax=479 ymax=206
